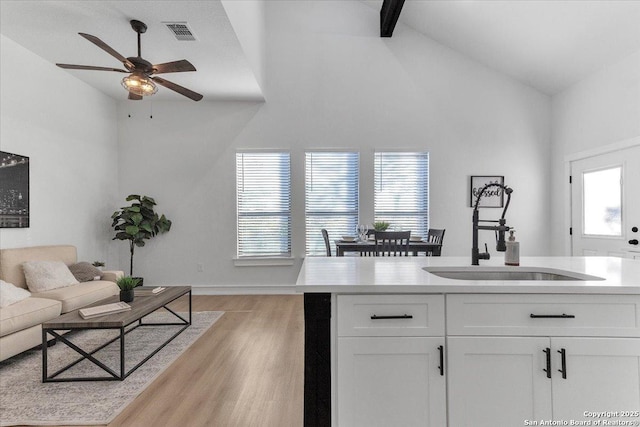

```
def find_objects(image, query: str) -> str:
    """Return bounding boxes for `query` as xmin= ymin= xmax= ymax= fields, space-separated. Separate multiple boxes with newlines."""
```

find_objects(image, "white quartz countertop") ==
xmin=295 ymin=256 xmax=640 ymax=294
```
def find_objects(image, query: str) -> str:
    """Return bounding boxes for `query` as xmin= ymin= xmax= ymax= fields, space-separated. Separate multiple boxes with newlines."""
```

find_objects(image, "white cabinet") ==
xmin=447 ymin=336 xmax=640 ymax=426
xmin=336 ymin=295 xmax=445 ymax=427
xmin=447 ymin=336 xmax=552 ymax=427
xmin=447 ymin=294 xmax=640 ymax=427
xmin=334 ymin=293 xmax=640 ymax=427
xmin=552 ymin=337 xmax=640 ymax=423
xmin=338 ymin=337 xmax=445 ymax=427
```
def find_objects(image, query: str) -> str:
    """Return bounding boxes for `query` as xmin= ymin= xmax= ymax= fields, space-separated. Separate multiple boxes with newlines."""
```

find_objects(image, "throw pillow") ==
xmin=68 ymin=262 xmax=104 ymax=282
xmin=0 ymin=280 xmax=31 ymax=308
xmin=22 ymin=261 xmax=79 ymax=293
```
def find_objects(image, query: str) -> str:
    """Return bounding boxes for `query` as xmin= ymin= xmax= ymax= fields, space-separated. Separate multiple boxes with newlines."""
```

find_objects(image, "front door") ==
xmin=570 ymin=145 xmax=640 ymax=258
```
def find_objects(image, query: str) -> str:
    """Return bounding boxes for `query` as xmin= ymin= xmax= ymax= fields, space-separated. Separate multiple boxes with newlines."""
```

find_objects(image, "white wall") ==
xmin=117 ymin=1 xmax=551 ymax=291
xmin=0 ymin=35 xmax=120 ymax=265
xmin=550 ymin=50 xmax=640 ymax=255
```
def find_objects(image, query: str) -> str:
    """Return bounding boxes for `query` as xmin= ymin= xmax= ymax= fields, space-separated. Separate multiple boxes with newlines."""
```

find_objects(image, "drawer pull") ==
xmin=530 ymin=313 xmax=575 ymax=319
xmin=438 ymin=345 xmax=444 ymax=376
xmin=370 ymin=314 xmax=413 ymax=320
xmin=543 ymin=348 xmax=551 ymax=378
xmin=558 ymin=348 xmax=567 ymax=379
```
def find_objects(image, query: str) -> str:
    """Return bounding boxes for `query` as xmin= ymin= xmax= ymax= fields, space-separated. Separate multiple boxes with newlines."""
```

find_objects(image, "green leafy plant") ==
xmin=111 ymin=195 xmax=172 ymax=276
xmin=373 ymin=221 xmax=390 ymax=231
xmin=92 ymin=261 xmax=105 ymax=267
xmin=116 ymin=276 xmax=141 ymax=291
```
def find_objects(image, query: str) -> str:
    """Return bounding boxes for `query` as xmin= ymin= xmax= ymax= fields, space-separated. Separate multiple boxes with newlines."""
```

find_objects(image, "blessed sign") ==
xmin=470 ymin=175 xmax=504 ymax=208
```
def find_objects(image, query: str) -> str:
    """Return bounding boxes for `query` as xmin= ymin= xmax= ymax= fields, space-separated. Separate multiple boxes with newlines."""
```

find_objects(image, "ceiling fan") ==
xmin=57 ymin=19 xmax=203 ymax=101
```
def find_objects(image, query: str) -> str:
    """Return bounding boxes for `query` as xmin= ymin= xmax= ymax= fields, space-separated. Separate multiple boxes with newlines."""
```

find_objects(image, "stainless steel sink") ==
xmin=422 ymin=266 xmax=604 ymax=281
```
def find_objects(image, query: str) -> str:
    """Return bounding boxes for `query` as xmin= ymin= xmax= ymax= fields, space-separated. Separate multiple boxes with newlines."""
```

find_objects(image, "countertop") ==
xmin=295 ymin=256 xmax=640 ymax=294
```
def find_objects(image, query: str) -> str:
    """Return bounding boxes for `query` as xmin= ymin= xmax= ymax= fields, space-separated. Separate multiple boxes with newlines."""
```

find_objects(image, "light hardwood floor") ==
xmin=83 ymin=294 xmax=304 ymax=427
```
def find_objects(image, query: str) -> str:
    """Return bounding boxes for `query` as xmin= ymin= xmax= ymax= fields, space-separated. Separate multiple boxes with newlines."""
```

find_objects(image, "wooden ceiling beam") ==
xmin=380 ymin=0 xmax=405 ymax=37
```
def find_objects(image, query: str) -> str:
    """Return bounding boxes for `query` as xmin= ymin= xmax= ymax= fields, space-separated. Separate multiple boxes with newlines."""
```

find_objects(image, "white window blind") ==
xmin=305 ymin=152 xmax=359 ymax=255
xmin=374 ymin=152 xmax=429 ymax=236
xmin=236 ymin=152 xmax=291 ymax=257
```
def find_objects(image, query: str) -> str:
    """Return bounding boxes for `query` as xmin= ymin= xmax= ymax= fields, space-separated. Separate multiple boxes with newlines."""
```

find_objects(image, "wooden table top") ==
xmin=42 ymin=286 xmax=191 ymax=329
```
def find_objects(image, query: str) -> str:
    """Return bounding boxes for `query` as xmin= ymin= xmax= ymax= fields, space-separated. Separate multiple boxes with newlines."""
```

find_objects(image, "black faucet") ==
xmin=472 ymin=183 xmax=513 ymax=265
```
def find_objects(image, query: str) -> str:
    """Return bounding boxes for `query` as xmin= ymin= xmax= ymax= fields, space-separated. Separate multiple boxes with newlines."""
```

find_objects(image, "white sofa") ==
xmin=0 ymin=245 xmax=123 ymax=361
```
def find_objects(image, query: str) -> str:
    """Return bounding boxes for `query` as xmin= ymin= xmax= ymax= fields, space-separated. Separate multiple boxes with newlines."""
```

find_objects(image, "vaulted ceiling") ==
xmin=2 ymin=0 xmax=639 ymax=101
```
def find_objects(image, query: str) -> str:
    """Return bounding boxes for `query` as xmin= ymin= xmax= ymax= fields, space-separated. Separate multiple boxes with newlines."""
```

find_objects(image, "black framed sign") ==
xmin=470 ymin=175 xmax=504 ymax=208
xmin=0 ymin=151 xmax=30 ymax=228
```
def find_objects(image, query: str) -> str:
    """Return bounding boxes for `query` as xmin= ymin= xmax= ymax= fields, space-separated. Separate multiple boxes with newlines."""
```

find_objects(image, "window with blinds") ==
xmin=305 ymin=152 xmax=359 ymax=255
xmin=236 ymin=152 xmax=291 ymax=257
xmin=374 ymin=152 xmax=429 ymax=237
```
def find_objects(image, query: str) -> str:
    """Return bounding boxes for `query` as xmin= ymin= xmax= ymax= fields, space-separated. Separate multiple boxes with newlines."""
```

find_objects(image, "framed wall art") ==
xmin=0 ymin=151 xmax=30 ymax=228
xmin=470 ymin=175 xmax=504 ymax=208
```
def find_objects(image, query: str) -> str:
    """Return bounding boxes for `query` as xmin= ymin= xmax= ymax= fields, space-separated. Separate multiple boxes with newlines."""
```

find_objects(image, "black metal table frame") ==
xmin=42 ymin=290 xmax=192 ymax=382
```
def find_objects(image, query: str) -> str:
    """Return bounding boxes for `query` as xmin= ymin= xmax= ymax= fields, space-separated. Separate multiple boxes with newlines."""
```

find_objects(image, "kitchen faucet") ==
xmin=472 ymin=183 xmax=513 ymax=265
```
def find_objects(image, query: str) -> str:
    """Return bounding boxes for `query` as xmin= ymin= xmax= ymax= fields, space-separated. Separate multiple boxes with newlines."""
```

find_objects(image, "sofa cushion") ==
xmin=23 ymin=261 xmax=79 ymax=293
xmin=33 ymin=280 xmax=119 ymax=313
xmin=0 ymin=297 xmax=61 ymax=337
xmin=0 ymin=245 xmax=77 ymax=289
xmin=0 ymin=280 xmax=31 ymax=308
xmin=68 ymin=262 xmax=104 ymax=282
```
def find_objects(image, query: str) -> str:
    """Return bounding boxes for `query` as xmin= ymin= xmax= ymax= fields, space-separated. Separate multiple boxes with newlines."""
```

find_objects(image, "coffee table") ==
xmin=41 ymin=286 xmax=191 ymax=382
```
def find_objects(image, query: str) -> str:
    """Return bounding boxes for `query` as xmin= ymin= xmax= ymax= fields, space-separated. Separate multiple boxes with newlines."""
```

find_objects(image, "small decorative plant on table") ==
xmin=117 ymin=276 xmax=141 ymax=303
xmin=373 ymin=221 xmax=390 ymax=232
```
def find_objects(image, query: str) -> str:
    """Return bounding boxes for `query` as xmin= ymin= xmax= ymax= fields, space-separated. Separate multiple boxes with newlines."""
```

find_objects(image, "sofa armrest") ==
xmin=102 ymin=270 xmax=125 ymax=282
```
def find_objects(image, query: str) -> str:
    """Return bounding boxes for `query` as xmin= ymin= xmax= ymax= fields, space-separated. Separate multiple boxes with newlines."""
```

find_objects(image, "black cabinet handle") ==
xmin=543 ymin=348 xmax=551 ymax=378
xmin=530 ymin=313 xmax=575 ymax=319
xmin=558 ymin=348 xmax=567 ymax=379
xmin=370 ymin=314 xmax=413 ymax=320
xmin=629 ymin=239 xmax=639 ymax=245
xmin=438 ymin=345 xmax=444 ymax=376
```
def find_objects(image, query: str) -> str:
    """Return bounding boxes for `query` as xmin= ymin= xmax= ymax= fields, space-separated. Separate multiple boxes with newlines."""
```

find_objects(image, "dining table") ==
xmin=334 ymin=238 xmax=442 ymax=256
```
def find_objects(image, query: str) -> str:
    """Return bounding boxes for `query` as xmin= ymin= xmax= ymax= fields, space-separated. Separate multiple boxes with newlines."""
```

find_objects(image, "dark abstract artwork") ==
xmin=0 ymin=151 xmax=29 ymax=228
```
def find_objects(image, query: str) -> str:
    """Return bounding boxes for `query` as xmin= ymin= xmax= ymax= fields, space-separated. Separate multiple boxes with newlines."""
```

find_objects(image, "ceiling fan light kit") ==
xmin=56 ymin=19 xmax=203 ymax=101
xmin=121 ymin=72 xmax=158 ymax=96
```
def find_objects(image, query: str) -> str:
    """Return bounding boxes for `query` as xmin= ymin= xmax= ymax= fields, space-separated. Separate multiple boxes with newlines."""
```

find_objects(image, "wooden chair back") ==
xmin=426 ymin=228 xmax=445 ymax=256
xmin=374 ymin=231 xmax=411 ymax=256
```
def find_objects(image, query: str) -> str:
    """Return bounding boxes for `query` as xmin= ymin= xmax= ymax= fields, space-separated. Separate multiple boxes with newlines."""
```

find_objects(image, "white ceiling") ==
xmin=0 ymin=0 xmax=264 ymax=101
xmin=2 ymin=1 xmax=640 ymax=101
xmin=375 ymin=0 xmax=640 ymax=95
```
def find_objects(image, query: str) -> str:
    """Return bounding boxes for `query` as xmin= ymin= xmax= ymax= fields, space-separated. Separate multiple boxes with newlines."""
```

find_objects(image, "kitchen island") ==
xmin=296 ymin=256 xmax=640 ymax=427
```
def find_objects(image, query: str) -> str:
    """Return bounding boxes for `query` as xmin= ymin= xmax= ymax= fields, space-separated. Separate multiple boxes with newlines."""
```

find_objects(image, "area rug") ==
xmin=0 ymin=311 xmax=223 ymax=426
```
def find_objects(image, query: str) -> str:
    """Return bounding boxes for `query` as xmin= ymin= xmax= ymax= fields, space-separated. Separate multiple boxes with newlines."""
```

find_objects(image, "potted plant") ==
xmin=92 ymin=261 xmax=105 ymax=270
xmin=373 ymin=221 xmax=390 ymax=231
xmin=111 ymin=194 xmax=172 ymax=282
xmin=117 ymin=276 xmax=141 ymax=303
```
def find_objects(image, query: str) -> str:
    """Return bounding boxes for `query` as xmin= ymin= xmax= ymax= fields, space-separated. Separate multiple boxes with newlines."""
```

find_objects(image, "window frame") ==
xmin=374 ymin=151 xmax=430 ymax=237
xmin=235 ymin=150 xmax=292 ymax=262
xmin=305 ymin=151 xmax=360 ymax=256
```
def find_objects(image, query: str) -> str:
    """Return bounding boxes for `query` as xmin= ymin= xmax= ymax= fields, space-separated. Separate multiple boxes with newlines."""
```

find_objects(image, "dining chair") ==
xmin=321 ymin=228 xmax=332 ymax=256
xmin=374 ymin=231 xmax=411 ymax=256
xmin=426 ymin=228 xmax=446 ymax=256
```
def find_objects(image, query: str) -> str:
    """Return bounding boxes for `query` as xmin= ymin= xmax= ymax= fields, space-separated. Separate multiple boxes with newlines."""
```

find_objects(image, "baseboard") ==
xmin=190 ymin=284 xmax=297 ymax=295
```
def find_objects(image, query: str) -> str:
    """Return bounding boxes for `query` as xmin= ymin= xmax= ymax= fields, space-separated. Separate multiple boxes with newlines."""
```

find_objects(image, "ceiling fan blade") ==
xmin=128 ymin=92 xmax=143 ymax=101
xmin=152 ymin=60 xmax=197 ymax=74
xmin=79 ymin=33 xmax=135 ymax=70
xmin=56 ymin=63 xmax=129 ymax=73
xmin=151 ymin=76 xmax=203 ymax=101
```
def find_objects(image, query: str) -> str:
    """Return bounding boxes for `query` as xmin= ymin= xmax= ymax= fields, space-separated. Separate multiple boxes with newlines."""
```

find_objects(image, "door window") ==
xmin=582 ymin=166 xmax=621 ymax=236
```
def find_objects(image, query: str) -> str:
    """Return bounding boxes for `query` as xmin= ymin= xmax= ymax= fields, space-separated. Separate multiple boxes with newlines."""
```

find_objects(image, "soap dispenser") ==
xmin=505 ymin=230 xmax=519 ymax=266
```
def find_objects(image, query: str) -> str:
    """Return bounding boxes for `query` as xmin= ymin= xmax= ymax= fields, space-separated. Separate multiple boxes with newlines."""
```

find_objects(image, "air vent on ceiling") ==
xmin=163 ymin=22 xmax=197 ymax=41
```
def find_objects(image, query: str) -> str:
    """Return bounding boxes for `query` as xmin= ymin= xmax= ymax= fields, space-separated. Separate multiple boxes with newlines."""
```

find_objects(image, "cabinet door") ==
xmin=447 ymin=337 xmax=552 ymax=427
xmin=552 ymin=337 xmax=640 ymax=422
xmin=337 ymin=337 xmax=445 ymax=427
